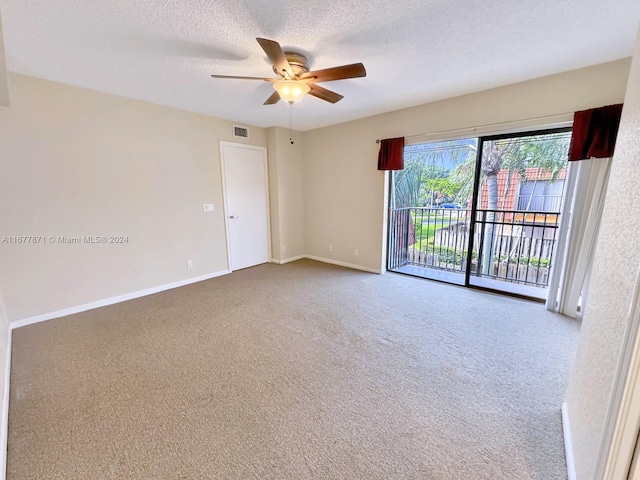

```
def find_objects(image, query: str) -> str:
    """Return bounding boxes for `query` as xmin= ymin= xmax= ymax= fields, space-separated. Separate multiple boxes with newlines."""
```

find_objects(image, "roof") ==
xmin=479 ymin=166 xmax=567 ymax=210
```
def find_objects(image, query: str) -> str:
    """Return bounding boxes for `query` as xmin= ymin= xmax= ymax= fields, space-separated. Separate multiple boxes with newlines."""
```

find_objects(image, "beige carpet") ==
xmin=8 ymin=259 xmax=579 ymax=479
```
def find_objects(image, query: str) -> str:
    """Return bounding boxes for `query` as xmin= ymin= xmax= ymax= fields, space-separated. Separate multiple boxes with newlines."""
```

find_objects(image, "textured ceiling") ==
xmin=1 ymin=0 xmax=639 ymax=131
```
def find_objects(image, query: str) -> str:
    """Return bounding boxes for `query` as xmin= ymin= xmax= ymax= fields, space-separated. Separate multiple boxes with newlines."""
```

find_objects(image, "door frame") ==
xmin=219 ymin=141 xmax=272 ymax=272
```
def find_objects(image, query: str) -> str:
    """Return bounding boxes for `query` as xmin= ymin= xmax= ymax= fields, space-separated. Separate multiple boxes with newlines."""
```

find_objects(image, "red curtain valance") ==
xmin=568 ymin=104 xmax=623 ymax=161
xmin=377 ymin=137 xmax=405 ymax=170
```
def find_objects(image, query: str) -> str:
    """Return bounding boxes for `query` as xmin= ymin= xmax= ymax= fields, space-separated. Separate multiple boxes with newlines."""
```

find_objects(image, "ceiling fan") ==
xmin=211 ymin=38 xmax=366 ymax=105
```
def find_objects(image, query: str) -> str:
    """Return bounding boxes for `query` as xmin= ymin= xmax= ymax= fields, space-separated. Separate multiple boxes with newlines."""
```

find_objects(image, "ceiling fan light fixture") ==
xmin=273 ymin=80 xmax=310 ymax=104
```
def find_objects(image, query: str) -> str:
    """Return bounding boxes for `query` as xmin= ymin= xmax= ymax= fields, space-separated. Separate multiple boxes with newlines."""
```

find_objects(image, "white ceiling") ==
xmin=1 ymin=0 xmax=639 ymax=131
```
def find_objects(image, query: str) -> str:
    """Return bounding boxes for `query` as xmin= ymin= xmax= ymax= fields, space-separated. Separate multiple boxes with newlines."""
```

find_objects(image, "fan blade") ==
xmin=300 ymin=63 xmax=366 ymax=83
xmin=308 ymin=84 xmax=344 ymax=103
xmin=264 ymin=91 xmax=281 ymax=105
xmin=256 ymin=38 xmax=293 ymax=78
xmin=211 ymin=74 xmax=275 ymax=81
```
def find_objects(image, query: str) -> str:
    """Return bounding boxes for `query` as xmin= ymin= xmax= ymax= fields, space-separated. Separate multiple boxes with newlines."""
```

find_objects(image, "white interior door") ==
xmin=220 ymin=142 xmax=270 ymax=271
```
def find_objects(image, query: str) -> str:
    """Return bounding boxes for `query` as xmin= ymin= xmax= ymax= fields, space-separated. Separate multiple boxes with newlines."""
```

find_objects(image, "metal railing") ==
xmin=473 ymin=209 xmax=559 ymax=287
xmin=389 ymin=207 xmax=472 ymax=272
xmin=388 ymin=207 xmax=561 ymax=288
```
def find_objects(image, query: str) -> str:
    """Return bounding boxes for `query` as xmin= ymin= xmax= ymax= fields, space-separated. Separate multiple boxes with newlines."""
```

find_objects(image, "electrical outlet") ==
xmin=187 ymin=259 xmax=194 ymax=268
xmin=281 ymin=245 xmax=287 ymax=252
xmin=202 ymin=203 xmax=214 ymax=212
xmin=354 ymin=249 xmax=359 ymax=256
xmin=329 ymin=244 xmax=333 ymax=252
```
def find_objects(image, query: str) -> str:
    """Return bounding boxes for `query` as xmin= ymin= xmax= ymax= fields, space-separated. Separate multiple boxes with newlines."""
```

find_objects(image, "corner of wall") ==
xmin=267 ymin=126 xmax=305 ymax=261
xmin=267 ymin=127 xmax=282 ymax=261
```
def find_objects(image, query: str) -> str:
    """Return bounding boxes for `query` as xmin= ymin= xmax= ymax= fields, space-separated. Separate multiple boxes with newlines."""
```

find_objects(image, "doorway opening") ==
xmin=387 ymin=128 xmax=571 ymax=300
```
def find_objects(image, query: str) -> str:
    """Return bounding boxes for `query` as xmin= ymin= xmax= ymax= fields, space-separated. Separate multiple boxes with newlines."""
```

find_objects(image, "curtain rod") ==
xmin=374 ymin=112 xmax=574 ymax=143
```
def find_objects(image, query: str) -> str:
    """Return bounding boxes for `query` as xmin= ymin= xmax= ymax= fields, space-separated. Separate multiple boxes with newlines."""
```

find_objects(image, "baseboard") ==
xmin=271 ymin=254 xmax=306 ymax=265
xmin=10 ymin=269 xmax=231 ymax=330
xmin=271 ymin=254 xmax=382 ymax=273
xmin=562 ymin=402 xmax=577 ymax=480
xmin=0 ymin=329 xmax=11 ymax=480
xmin=8 ymin=256 xmax=380 ymax=330
xmin=304 ymin=255 xmax=382 ymax=274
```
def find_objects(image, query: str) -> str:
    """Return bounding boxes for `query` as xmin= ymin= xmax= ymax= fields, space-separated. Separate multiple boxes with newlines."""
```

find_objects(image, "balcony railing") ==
xmin=473 ymin=209 xmax=560 ymax=288
xmin=389 ymin=207 xmax=561 ymax=288
xmin=389 ymin=207 xmax=471 ymax=273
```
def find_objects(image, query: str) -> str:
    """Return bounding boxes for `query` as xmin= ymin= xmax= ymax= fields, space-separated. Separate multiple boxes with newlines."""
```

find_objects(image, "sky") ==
xmin=404 ymin=138 xmax=478 ymax=173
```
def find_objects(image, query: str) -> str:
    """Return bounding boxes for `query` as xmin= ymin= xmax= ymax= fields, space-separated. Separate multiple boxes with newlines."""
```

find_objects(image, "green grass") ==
xmin=411 ymin=215 xmax=452 ymax=241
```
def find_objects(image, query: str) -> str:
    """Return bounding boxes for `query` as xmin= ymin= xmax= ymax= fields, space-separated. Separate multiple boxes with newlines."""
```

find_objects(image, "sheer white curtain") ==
xmin=546 ymin=157 xmax=612 ymax=318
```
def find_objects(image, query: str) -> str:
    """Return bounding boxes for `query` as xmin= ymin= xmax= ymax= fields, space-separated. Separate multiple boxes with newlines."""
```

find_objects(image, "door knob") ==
xmin=229 ymin=215 xmax=239 ymax=219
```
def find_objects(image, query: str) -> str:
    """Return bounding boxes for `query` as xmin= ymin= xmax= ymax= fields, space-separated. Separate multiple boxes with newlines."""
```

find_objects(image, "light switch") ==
xmin=203 ymin=203 xmax=215 ymax=212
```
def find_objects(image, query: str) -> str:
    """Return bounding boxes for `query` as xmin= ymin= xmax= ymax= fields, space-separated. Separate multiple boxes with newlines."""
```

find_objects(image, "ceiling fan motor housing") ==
xmin=274 ymin=52 xmax=310 ymax=78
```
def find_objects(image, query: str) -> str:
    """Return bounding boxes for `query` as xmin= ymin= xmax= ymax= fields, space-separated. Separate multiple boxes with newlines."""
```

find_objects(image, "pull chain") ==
xmin=289 ymin=103 xmax=294 ymax=144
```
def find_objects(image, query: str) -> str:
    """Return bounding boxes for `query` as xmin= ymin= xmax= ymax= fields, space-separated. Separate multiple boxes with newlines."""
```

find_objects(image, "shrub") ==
xmin=419 ymin=244 xmax=476 ymax=266
xmin=496 ymin=254 xmax=550 ymax=268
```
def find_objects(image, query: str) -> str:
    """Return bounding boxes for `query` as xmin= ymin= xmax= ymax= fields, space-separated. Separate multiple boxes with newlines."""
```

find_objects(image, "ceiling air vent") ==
xmin=233 ymin=125 xmax=249 ymax=139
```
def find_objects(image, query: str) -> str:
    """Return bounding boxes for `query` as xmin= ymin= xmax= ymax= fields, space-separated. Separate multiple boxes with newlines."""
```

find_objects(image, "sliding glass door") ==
xmin=388 ymin=128 xmax=571 ymax=300
xmin=388 ymin=139 xmax=478 ymax=286
xmin=467 ymin=130 xmax=571 ymax=298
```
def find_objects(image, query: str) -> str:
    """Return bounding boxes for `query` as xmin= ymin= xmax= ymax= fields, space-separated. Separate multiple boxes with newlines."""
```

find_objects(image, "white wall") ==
xmin=302 ymin=59 xmax=631 ymax=272
xmin=267 ymin=126 xmax=305 ymax=262
xmin=565 ymin=27 xmax=640 ymax=480
xmin=0 ymin=73 xmax=267 ymax=322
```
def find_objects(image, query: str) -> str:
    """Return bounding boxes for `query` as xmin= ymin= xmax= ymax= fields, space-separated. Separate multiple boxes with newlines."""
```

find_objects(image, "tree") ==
xmin=393 ymin=159 xmax=427 ymax=208
xmin=425 ymin=178 xmax=463 ymax=204
xmin=477 ymin=140 xmax=516 ymax=273
xmin=394 ymin=141 xmax=473 ymax=208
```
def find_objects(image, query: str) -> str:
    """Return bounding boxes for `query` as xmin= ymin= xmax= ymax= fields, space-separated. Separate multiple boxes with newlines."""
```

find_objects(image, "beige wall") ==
xmin=0 ymin=73 xmax=267 ymax=321
xmin=0 ymin=7 xmax=8 ymax=107
xmin=267 ymin=127 xmax=305 ymax=262
xmin=267 ymin=128 xmax=282 ymax=261
xmin=302 ymin=59 xmax=631 ymax=272
xmin=0 ymin=60 xmax=632 ymax=319
xmin=565 ymin=28 xmax=640 ymax=480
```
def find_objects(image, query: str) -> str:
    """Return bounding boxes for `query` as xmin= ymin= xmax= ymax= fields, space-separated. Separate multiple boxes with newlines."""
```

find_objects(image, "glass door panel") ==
xmin=468 ymin=130 xmax=571 ymax=299
xmin=388 ymin=138 xmax=478 ymax=286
